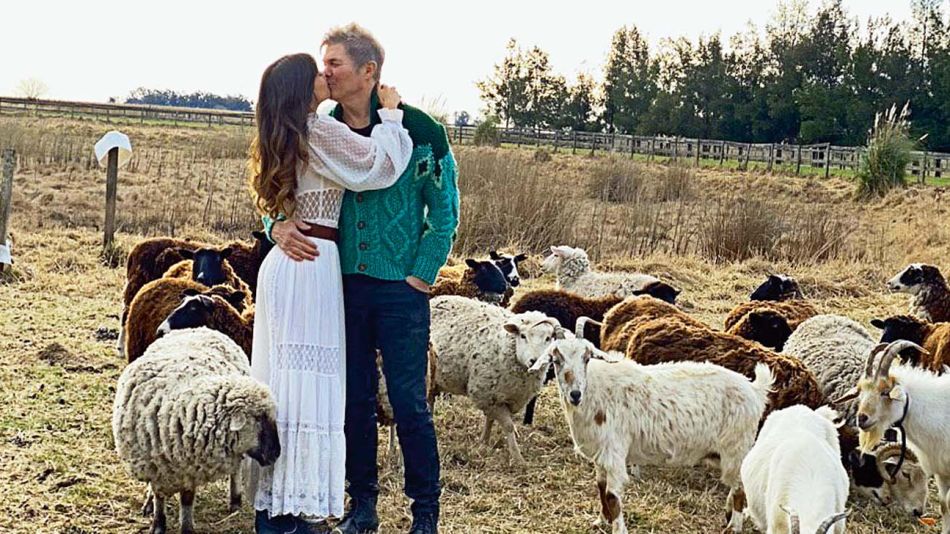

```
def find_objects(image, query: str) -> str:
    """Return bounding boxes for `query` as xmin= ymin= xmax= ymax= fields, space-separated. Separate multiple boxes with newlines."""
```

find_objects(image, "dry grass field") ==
xmin=1 ymin=115 xmax=949 ymax=533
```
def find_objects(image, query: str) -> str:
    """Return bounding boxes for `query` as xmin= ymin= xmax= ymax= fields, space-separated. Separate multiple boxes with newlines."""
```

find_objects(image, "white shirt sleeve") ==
xmin=306 ymin=109 xmax=413 ymax=192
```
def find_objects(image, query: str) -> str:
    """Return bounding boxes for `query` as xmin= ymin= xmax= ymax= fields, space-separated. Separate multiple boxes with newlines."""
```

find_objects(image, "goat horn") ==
xmin=780 ymin=505 xmax=800 ymax=534
xmin=816 ymin=511 xmax=850 ymax=533
xmin=575 ymin=316 xmax=602 ymax=340
xmin=877 ymin=340 xmax=929 ymax=379
xmin=864 ymin=343 xmax=889 ymax=377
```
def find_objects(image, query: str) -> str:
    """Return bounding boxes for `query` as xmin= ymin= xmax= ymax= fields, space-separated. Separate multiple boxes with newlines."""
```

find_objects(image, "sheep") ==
xmin=750 ymin=273 xmax=805 ymax=301
xmin=598 ymin=295 xmax=705 ymax=353
xmin=725 ymin=308 xmax=794 ymax=351
xmin=872 ymin=314 xmax=950 ymax=373
xmin=427 ymin=295 xmax=564 ymax=466
xmin=125 ymin=278 xmax=252 ymax=363
xmin=156 ymin=289 xmax=254 ymax=357
xmin=118 ymin=236 xmax=265 ymax=358
xmin=112 ymin=327 xmax=280 ymax=534
xmin=621 ymin=316 xmax=825 ymax=413
xmin=854 ymin=340 xmax=950 ymax=532
xmin=740 ymin=405 xmax=849 ymax=534
xmin=724 ymin=300 xmax=818 ymax=342
xmin=490 ymin=250 xmax=528 ymax=287
xmin=887 ymin=263 xmax=950 ymax=322
xmin=529 ymin=337 xmax=774 ymax=534
xmin=540 ymin=245 xmax=662 ymax=298
xmin=163 ymin=257 xmax=253 ymax=306
xmin=430 ymin=259 xmax=510 ymax=305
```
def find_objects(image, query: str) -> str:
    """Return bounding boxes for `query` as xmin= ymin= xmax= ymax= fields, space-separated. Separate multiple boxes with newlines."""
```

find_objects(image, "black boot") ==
xmin=407 ymin=512 xmax=438 ymax=534
xmin=332 ymin=498 xmax=379 ymax=534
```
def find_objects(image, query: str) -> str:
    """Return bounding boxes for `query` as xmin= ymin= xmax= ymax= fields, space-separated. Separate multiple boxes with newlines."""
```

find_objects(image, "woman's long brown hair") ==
xmin=248 ymin=53 xmax=318 ymax=219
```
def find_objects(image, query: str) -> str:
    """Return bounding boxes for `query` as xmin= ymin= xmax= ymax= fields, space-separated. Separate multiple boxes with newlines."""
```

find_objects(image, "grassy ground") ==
xmin=2 ymin=116 xmax=949 ymax=533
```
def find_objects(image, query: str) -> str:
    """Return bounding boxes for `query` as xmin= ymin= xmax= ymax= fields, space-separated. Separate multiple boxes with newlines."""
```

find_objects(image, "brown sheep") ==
xmin=724 ymin=300 xmax=818 ymax=331
xmin=429 ymin=259 xmax=509 ymax=304
xmin=624 ymin=317 xmax=825 ymax=413
xmin=725 ymin=308 xmax=794 ymax=351
xmin=600 ymin=296 xmax=705 ymax=353
xmin=871 ymin=314 xmax=950 ymax=373
xmin=156 ymin=287 xmax=255 ymax=361
xmin=125 ymin=278 xmax=251 ymax=363
xmin=162 ymin=259 xmax=253 ymax=311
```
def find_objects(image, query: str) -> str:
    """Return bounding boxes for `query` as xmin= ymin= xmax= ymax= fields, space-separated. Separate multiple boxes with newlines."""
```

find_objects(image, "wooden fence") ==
xmin=2 ymin=96 xmax=947 ymax=180
xmin=444 ymin=125 xmax=949 ymax=180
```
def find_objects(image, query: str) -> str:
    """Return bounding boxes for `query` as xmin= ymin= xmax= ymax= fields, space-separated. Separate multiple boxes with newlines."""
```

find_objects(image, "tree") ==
xmin=16 ymin=78 xmax=48 ymax=100
xmin=477 ymin=39 xmax=528 ymax=128
xmin=558 ymin=73 xmax=600 ymax=131
xmin=477 ymin=40 xmax=566 ymax=129
xmin=602 ymin=26 xmax=655 ymax=133
xmin=454 ymin=111 xmax=471 ymax=127
xmin=126 ymin=88 xmax=252 ymax=111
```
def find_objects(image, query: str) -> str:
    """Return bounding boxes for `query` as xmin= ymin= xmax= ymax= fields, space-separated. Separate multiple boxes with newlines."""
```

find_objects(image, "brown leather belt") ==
xmin=301 ymin=224 xmax=339 ymax=243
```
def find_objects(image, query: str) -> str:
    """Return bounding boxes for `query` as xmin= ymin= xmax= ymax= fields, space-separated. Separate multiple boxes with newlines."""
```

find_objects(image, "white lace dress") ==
xmin=250 ymin=108 xmax=413 ymax=519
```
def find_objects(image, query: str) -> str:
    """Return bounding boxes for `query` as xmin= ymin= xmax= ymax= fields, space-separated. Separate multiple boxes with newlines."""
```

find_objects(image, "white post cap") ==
xmin=94 ymin=131 xmax=133 ymax=168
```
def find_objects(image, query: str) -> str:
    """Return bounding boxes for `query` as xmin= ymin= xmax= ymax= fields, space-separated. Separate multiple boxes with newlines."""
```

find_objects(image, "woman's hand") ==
xmin=378 ymin=84 xmax=401 ymax=109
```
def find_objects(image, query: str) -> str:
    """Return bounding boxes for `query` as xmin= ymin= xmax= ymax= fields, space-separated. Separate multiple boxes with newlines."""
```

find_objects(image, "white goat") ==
xmin=741 ymin=405 xmax=850 ymax=534
xmin=856 ymin=339 xmax=950 ymax=533
xmin=530 ymin=337 xmax=773 ymax=534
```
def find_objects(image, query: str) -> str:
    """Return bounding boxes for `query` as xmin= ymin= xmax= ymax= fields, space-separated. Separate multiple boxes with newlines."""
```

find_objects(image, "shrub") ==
xmin=857 ymin=103 xmax=914 ymax=198
xmin=473 ymin=116 xmax=501 ymax=147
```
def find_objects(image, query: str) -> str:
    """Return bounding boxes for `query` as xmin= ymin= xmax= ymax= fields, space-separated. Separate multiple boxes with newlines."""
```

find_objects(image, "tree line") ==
xmin=477 ymin=0 xmax=950 ymax=151
xmin=125 ymin=88 xmax=252 ymax=112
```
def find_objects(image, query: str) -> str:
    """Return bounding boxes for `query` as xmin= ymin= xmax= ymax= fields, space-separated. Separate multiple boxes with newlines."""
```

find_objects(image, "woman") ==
xmin=247 ymin=53 xmax=412 ymax=534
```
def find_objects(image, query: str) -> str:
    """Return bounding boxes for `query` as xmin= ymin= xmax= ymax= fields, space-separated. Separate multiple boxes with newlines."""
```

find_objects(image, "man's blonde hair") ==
xmin=322 ymin=23 xmax=385 ymax=82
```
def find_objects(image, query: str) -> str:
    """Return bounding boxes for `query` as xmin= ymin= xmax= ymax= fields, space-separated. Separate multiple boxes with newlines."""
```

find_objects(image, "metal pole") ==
xmin=103 ymin=147 xmax=119 ymax=251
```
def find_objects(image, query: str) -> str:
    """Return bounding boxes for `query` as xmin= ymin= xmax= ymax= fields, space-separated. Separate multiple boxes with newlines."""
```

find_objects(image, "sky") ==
xmin=1 ymin=0 xmax=923 ymax=120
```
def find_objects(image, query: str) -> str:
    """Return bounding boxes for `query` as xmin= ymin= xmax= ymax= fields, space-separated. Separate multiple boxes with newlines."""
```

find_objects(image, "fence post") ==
xmin=0 ymin=149 xmax=14 ymax=271
xmin=103 ymin=148 xmax=119 ymax=251
xmin=719 ymin=141 xmax=726 ymax=166
xmin=695 ymin=139 xmax=701 ymax=167
xmin=590 ymin=133 xmax=596 ymax=156
xmin=824 ymin=143 xmax=832 ymax=178
xmin=630 ymin=135 xmax=635 ymax=159
xmin=572 ymin=130 xmax=577 ymax=155
xmin=768 ymin=143 xmax=774 ymax=172
xmin=922 ymin=151 xmax=929 ymax=185
xmin=796 ymin=144 xmax=802 ymax=175
xmin=650 ymin=138 xmax=656 ymax=161
xmin=553 ymin=130 xmax=558 ymax=153
xmin=744 ymin=143 xmax=752 ymax=170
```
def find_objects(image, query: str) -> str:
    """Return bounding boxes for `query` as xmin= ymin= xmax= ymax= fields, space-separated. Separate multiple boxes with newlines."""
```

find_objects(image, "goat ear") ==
xmin=465 ymin=258 xmax=479 ymax=269
xmin=871 ymin=319 xmax=885 ymax=329
xmin=503 ymin=322 xmax=520 ymax=335
xmin=514 ymin=253 xmax=528 ymax=262
xmin=888 ymin=385 xmax=905 ymax=401
xmin=489 ymin=250 xmax=501 ymax=260
xmin=830 ymin=387 xmax=859 ymax=405
xmin=229 ymin=413 xmax=247 ymax=432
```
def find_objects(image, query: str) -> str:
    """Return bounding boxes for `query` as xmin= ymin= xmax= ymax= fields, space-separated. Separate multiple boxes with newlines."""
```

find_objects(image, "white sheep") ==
xmin=856 ymin=340 xmax=950 ymax=533
xmin=530 ymin=337 xmax=773 ymax=534
xmin=541 ymin=245 xmax=660 ymax=298
xmin=782 ymin=314 xmax=875 ymax=423
xmin=427 ymin=295 xmax=564 ymax=466
xmin=740 ymin=405 xmax=850 ymax=534
xmin=112 ymin=327 xmax=280 ymax=534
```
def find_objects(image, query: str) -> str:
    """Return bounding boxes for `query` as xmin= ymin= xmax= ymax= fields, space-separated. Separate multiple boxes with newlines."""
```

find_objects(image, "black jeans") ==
xmin=343 ymin=275 xmax=441 ymax=516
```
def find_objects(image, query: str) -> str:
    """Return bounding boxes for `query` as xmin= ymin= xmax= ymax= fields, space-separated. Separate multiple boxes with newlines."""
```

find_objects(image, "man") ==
xmin=268 ymin=23 xmax=458 ymax=534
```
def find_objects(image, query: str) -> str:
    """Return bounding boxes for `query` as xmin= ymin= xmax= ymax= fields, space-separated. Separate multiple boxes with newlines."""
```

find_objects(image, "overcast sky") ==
xmin=2 ymin=0 xmax=925 ymax=118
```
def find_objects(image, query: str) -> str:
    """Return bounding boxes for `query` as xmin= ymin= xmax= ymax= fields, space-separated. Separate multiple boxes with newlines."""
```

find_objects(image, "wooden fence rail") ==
xmin=2 ymin=97 xmax=947 ymax=180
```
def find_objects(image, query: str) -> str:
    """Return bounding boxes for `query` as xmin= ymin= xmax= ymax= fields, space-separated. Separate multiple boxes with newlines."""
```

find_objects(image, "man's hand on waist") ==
xmin=273 ymin=220 xmax=319 ymax=262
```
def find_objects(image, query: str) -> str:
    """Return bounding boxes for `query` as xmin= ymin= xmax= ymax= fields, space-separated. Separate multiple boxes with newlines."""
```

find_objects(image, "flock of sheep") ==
xmin=108 ymin=231 xmax=950 ymax=534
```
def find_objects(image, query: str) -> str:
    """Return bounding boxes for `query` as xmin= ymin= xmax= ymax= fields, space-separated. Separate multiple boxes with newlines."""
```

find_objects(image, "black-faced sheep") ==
xmin=750 ymin=273 xmax=804 ymax=301
xmin=112 ymin=327 xmax=280 ymax=534
xmin=430 ymin=259 xmax=510 ymax=305
xmin=530 ymin=337 xmax=773 ymax=534
xmin=125 ymin=277 xmax=252 ymax=363
xmin=489 ymin=250 xmax=528 ymax=287
xmin=724 ymin=300 xmax=818 ymax=339
xmin=725 ymin=308 xmax=794 ymax=351
xmin=871 ymin=315 xmax=950 ymax=373
xmin=427 ymin=295 xmax=564 ymax=466
xmin=623 ymin=317 xmax=826 ymax=413
xmin=540 ymin=245 xmax=663 ymax=298
xmin=887 ymin=263 xmax=950 ymax=322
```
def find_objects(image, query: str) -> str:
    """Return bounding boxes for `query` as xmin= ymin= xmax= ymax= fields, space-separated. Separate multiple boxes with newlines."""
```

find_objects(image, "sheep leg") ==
xmin=228 ymin=466 xmax=243 ymax=512
xmin=481 ymin=415 xmax=495 ymax=446
xmin=141 ymin=483 xmax=154 ymax=516
xmin=179 ymin=490 xmax=195 ymax=534
xmin=522 ymin=395 xmax=538 ymax=426
xmin=495 ymin=408 xmax=525 ymax=467
xmin=603 ymin=463 xmax=628 ymax=534
xmin=149 ymin=493 xmax=166 ymax=534
xmin=592 ymin=464 xmax=609 ymax=528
